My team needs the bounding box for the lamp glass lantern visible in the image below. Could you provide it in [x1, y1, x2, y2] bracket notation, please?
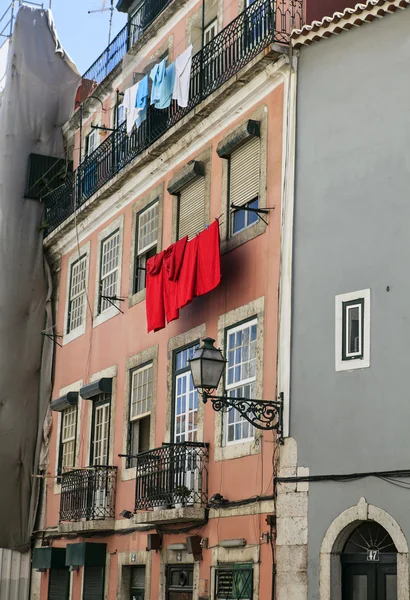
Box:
[189, 337, 226, 393]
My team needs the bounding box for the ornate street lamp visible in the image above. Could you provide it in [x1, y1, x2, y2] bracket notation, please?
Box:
[189, 338, 283, 436]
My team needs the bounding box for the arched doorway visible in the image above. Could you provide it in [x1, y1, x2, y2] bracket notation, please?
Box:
[342, 522, 397, 600]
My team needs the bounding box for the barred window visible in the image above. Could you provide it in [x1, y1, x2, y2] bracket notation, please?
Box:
[215, 564, 253, 600]
[67, 255, 87, 333]
[128, 364, 153, 467]
[60, 405, 77, 473]
[225, 319, 257, 444]
[134, 202, 159, 293]
[99, 230, 120, 313]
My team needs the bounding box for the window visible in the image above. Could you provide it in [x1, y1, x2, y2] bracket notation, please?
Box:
[335, 289, 370, 371]
[85, 128, 99, 157]
[178, 177, 205, 240]
[173, 345, 199, 443]
[229, 137, 260, 236]
[67, 255, 87, 333]
[115, 102, 126, 129]
[204, 19, 218, 44]
[128, 363, 153, 467]
[134, 202, 159, 293]
[98, 230, 120, 313]
[215, 564, 253, 600]
[342, 299, 364, 360]
[166, 565, 194, 600]
[225, 319, 257, 444]
[90, 393, 111, 466]
[130, 566, 145, 600]
[58, 405, 77, 474]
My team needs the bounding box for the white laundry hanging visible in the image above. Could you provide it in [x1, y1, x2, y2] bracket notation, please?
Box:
[172, 44, 193, 108]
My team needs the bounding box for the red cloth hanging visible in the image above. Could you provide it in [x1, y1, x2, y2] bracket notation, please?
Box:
[163, 236, 188, 323]
[177, 235, 199, 309]
[195, 219, 221, 297]
[146, 250, 166, 333]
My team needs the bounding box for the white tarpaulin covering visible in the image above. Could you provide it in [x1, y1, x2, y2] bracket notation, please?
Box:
[0, 5, 79, 551]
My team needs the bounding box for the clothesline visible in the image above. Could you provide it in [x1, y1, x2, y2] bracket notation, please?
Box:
[121, 44, 193, 136]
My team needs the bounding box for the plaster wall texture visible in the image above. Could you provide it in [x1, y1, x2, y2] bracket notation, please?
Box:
[292, 7, 410, 599]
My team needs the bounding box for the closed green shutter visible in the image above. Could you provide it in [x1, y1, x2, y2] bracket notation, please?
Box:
[230, 137, 260, 207]
[83, 566, 104, 600]
[216, 564, 253, 599]
[178, 177, 205, 240]
[48, 569, 70, 600]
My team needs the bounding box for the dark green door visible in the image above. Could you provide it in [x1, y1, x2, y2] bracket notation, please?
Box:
[48, 568, 70, 600]
[83, 566, 105, 600]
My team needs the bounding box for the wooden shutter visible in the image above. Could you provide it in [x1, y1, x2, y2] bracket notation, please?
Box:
[83, 566, 104, 600]
[230, 136, 260, 207]
[48, 569, 70, 600]
[179, 177, 205, 240]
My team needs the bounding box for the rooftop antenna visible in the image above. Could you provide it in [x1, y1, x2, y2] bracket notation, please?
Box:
[88, 0, 114, 46]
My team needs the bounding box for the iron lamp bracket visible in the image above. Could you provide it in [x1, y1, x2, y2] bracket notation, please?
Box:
[202, 390, 284, 439]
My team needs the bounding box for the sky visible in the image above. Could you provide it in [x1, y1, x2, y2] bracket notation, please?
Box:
[0, 0, 127, 77]
[50, 0, 127, 74]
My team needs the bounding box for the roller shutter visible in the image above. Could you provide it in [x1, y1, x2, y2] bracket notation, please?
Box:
[83, 566, 104, 600]
[230, 136, 260, 207]
[178, 177, 205, 240]
[48, 568, 70, 600]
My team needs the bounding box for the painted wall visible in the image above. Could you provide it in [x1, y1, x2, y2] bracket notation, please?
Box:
[292, 8, 410, 599]
[40, 82, 285, 599]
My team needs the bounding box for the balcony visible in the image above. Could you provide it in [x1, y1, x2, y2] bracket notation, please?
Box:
[44, 0, 302, 236]
[133, 442, 209, 524]
[80, 0, 172, 102]
[59, 466, 117, 530]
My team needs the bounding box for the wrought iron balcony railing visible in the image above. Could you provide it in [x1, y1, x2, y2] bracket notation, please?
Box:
[81, 0, 172, 102]
[44, 0, 302, 235]
[59, 466, 117, 522]
[134, 442, 209, 511]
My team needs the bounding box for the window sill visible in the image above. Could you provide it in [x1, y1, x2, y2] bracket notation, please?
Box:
[129, 288, 146, 309]
[58, 519, 116, 534]
[133, 506, 207, 525]
[214, 437, 261, 462]
[93, 305, 120, 328]
[221, 219, 266, 255]
[62, 324, 86, 346]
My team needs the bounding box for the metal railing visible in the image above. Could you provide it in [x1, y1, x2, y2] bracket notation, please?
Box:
[44, 0, 302, 235]
[59, 466, 117, 522]
[135, 442, 209, 511]
[80, 0, 172, 102]
[129, 0, 172, 49]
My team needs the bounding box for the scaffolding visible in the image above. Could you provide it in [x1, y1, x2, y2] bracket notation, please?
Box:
[0, 1, 46, 50]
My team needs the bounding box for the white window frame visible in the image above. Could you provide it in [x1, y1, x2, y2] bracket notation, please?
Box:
[335, 289, 370, 372]
[60, 405, 77, 473]
[135, 201, 159, 293]
[86, 127, 99, 157]
[204, 19, 218, 45]
[94, 216, 124, 328]
[63, 243, 90, 346]
[67, 255, 87, 334]
[92, 402, 110, 466]
[174, 345, 199, 444]
[224, 318, 257, 445]
[99, 229, 121, 314]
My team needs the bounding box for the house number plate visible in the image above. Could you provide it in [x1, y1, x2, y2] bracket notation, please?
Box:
[367, 549, 380, 562]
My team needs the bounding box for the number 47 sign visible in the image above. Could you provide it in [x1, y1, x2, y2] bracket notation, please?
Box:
[367, 549, 380, 562]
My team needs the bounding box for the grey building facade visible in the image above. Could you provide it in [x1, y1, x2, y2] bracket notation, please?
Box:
[279, 3, 410, 600]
